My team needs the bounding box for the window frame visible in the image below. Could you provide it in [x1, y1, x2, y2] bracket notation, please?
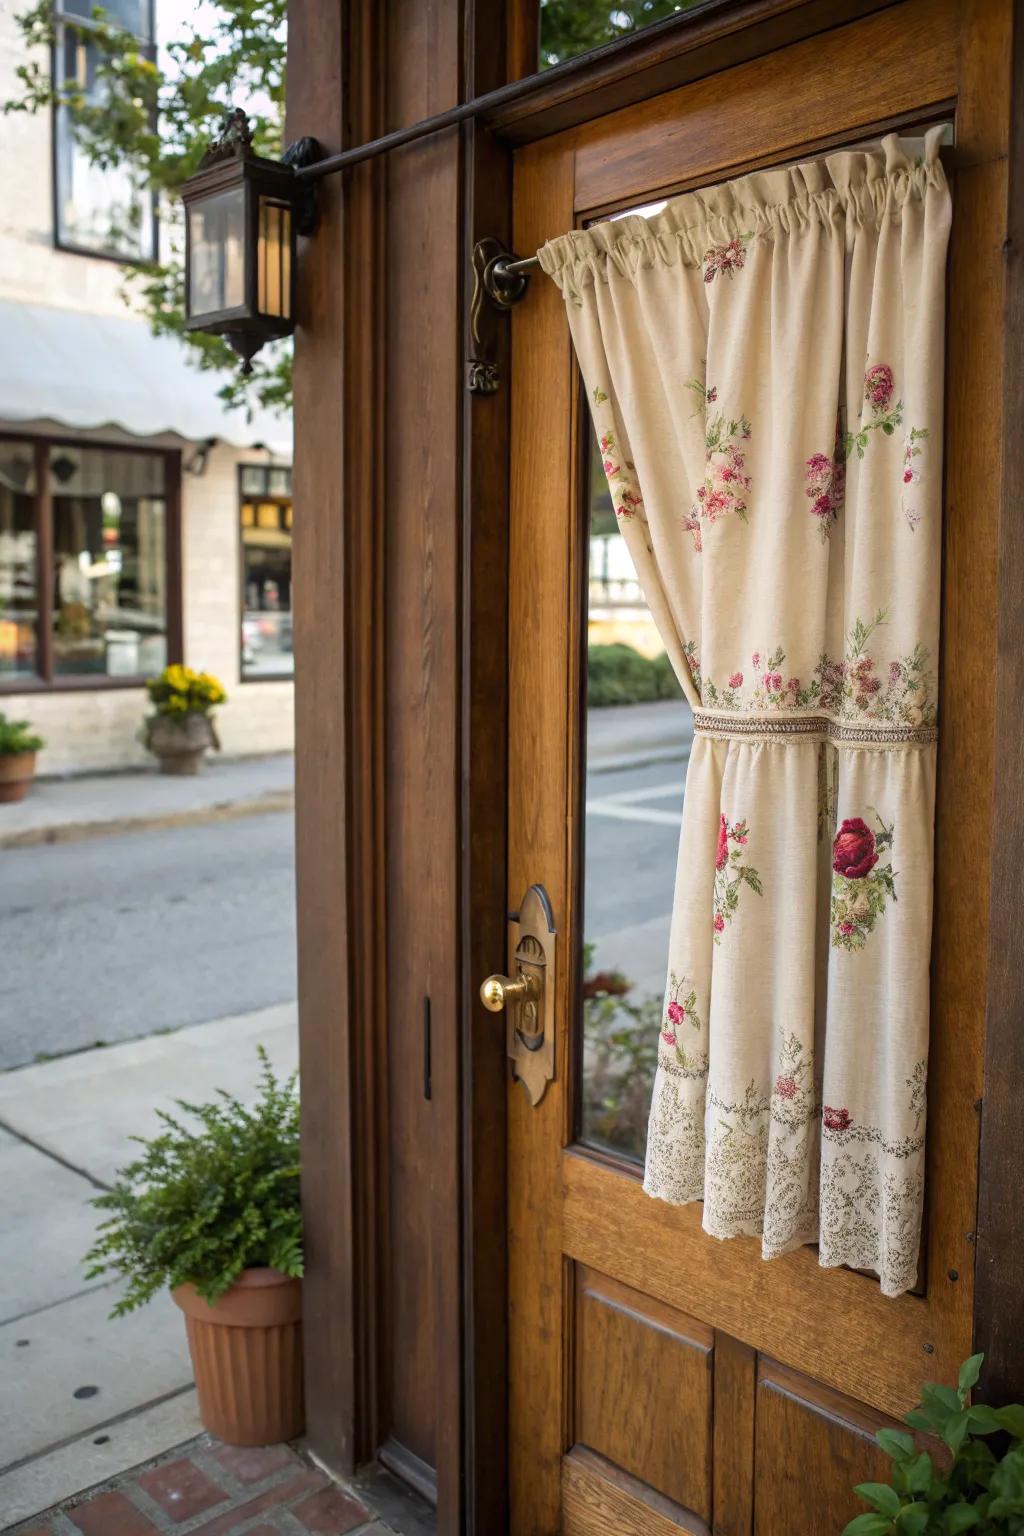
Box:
[0, 430, 183, 694]
[49, 0, 160, 265]
[237, 460, 294, 685]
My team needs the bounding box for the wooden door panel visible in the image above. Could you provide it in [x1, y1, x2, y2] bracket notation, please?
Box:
[573, 1265, 713, 1520]
[507, 3, 1010, 1532]
[752, 1360, 899, 1535]
[563, 1449, 709, 1536]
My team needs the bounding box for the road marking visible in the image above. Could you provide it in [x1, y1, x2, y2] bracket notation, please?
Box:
[586, 800, 681, 826]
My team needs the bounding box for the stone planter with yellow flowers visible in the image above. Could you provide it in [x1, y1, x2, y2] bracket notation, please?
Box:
[143, 666, 227, 776]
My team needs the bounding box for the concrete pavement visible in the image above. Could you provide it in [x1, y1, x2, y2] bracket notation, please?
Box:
[0, 1004, 298, 1529]
[0, 754, 294, 850]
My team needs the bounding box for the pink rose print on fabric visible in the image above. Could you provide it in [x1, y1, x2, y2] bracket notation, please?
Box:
[864, 363, 895, 411]
[832, 817, 879, 880]
[804, 420, 847, 542]
[831, 810, 897, 951]
[659, 974, 706, 1074]
[713, 816, 761, 942]
[702, 236, 750, 283]
[823, 1106, 853, 1132]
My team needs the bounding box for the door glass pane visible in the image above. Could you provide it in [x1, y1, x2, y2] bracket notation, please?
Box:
[51, 447, 168, 678]
[580, 425, 692, 1162]
[539, 0, 705, 69]
[0, 441, 38, 680]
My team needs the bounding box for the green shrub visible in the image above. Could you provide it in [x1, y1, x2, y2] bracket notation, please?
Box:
[84, 1048, 302, 1315]
[587, 643, 683, 707]
[0, 712, 43, 755]
[844, 1353, 1024, 1535]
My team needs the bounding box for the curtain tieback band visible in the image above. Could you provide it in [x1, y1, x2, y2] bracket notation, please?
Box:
[691, 710, 938, 747]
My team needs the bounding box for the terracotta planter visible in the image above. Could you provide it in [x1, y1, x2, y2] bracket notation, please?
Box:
[172, 1268, 303, 1445]
[0, 751, 37, 804]
[146, 713, 216, 776]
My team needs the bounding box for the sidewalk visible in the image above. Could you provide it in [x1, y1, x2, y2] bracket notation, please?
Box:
[0, 755, 294, 850]
[6, 1438, 435, 1536]
[0, 1005, 298, 1528]
[586, 698, 692, 773]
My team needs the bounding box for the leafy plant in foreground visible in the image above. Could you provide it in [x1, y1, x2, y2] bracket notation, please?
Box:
[84, 1047, 302, 1315]
[844, 1354, 1024, 1535]
[0, 712, 43, 755]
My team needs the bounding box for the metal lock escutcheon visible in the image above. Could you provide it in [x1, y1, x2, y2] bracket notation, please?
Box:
[479, 883, 556, 1106]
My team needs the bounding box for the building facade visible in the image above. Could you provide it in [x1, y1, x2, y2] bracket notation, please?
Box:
[0, 0, 294, 774]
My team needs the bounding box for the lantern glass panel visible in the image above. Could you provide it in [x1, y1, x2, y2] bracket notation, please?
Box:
[189, 185, 245, 318]
[257, 197, 292, 320]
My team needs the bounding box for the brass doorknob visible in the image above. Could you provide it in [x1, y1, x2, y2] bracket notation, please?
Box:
[480, 971, 537, 1012]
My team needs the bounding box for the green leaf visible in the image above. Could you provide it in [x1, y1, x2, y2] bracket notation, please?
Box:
[942, 1413, 971, 1454]
[943, 1505, 981, 1535]
[959, 1355, 985, 1395]
[966, 1403, 1002, 1435]
[904, 1453, 934, 1495]
[895, 1505, 929, 1536]
[878, 1429, 916, 1461]
[923, 1383, 965, 1418]
[855, 1484, 902, 1517]
[997, 1405, 1024, 1441]
[843, 1516, 895, 1536]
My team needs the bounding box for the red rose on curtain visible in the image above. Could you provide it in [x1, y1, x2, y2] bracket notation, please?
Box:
[832, 818, 878, 879]
[715, 813, 729, 871]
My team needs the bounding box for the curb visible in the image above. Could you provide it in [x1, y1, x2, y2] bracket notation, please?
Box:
[587, 746, 690, 775]
[0, 789, 294, 851]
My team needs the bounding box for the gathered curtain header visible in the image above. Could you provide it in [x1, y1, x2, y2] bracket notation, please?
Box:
[539, 127, 947, 301]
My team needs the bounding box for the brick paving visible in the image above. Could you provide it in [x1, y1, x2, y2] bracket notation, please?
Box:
[5, 1438, 409, 1536]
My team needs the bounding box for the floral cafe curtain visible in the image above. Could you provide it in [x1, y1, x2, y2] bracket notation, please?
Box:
[538, 129, 950, 1297]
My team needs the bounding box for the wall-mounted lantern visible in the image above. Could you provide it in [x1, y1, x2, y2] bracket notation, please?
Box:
[181, 109, 319, 374]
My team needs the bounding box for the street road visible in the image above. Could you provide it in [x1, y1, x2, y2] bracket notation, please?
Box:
[584, 755, 686, 1004]
[0, 812, 297, 1070]
[0, 727, 688, 1071]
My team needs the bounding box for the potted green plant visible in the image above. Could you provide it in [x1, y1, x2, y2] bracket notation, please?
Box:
[144, 664, 227, 775]
[84, 1049, 304, 1446]
[844, 1353, 1024, 1534]
[0, 712, 44, 803]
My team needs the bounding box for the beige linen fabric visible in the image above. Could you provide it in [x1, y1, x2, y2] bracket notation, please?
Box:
[538, 130, 950, 1297]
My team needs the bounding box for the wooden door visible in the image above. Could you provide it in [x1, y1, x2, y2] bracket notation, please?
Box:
[504, 2, 1011, 1531]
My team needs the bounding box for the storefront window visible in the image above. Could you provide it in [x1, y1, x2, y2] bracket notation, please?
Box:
[0, 436, 179, 690]
[240, 464, 293, 680]
[0, 441, 38, 681]
[51, 447, 168, 678]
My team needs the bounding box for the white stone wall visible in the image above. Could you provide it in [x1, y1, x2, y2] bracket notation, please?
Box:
[0, 0, 135, 317]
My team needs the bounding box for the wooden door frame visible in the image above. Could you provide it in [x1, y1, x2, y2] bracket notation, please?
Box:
[287, 0, 1024, 1528]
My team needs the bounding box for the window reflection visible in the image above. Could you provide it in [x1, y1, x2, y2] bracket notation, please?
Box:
[240, 464, 293, 680]
[579, 426, 692, 1162]
[51, 447, 168, 677]
[540, 0, 702, 69]
[0, 442, 38, 680]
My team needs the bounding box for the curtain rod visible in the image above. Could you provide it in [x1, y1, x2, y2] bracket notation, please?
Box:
[293, 0, 729, 182]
